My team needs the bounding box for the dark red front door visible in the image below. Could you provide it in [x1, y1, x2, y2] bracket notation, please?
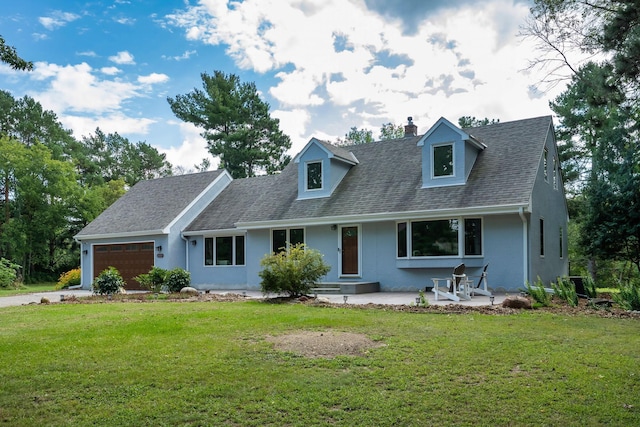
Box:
[341, 226, 359, 275]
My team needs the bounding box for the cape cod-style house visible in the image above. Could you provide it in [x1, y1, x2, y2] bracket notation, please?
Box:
[75, 116, 569, 293]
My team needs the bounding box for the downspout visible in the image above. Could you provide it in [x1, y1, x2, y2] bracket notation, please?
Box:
[181, 234, 190, 273]
[518, 207, 529, 286]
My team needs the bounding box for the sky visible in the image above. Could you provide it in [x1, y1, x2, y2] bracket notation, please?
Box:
[0, 0, 568, 172]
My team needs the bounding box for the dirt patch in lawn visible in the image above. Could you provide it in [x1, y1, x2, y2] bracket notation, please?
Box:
[266, 331, 385, 358]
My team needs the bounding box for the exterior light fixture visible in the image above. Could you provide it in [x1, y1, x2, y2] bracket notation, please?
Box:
[490, 296, 495, 305]
[82, 250, 88, 255]
[416, 297, 421, 305]
[343, 295, 348, 303]
[156, 245, 162, 252]
[191, 240, 197, 246]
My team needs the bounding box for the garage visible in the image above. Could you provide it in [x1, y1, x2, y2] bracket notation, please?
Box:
[93, 242, 154, 290]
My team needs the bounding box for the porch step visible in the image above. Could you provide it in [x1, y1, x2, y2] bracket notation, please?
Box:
[311, 282, 380, 295]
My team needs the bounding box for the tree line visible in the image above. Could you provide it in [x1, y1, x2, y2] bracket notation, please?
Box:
[523, 0, 640, 283]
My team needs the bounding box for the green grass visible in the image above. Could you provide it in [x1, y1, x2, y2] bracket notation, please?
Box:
[0, 301, 639, 426]
[0, 283, 55, 297]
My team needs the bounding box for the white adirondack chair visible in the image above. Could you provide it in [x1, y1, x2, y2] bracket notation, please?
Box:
[432, 263, 471, 302]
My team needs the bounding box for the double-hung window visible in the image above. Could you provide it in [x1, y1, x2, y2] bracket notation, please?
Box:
[433, 144, 454, 177]
[306, 161, 322, 190]
[204, 236, 245, 266]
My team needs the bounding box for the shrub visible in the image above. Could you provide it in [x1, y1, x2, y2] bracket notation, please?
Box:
[525, 277, 551, 307]
[165, 268, 191, 293]
[614, 280, 640, 311]
[56, 268, 81, 290]
[553, 276, 579, 307]
[259, 243, 331, 297]
[92, 267, 125, 295]
[135, 267, 167, 293]
[582, 275, 598, 298]
[0, 258, 20, 289]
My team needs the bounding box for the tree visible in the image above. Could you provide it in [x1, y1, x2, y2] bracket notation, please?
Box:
[167, 71, 291, 179]
[0, 35, 33, 71]
[458, 116, 500, 128]
[0, 138, 82, 281]
[379, 122, 404, 140]
[80, 128, 172, 187]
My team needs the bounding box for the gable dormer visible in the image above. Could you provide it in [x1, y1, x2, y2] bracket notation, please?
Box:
[293, 138, 359, 200]
[417, 117, 486, 188]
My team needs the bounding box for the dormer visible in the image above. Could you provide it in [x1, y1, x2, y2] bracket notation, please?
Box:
[293, 138, 359, 200]
[417, 117, 486, 188]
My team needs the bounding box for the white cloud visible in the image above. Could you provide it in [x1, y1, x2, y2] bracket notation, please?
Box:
[162, 50, 197, 61]
[165, 0, 560, 139]
[38, 11, 81, 30]
[138, 73, 170, 85]
[62, 113, 156, 139]
[100, 66, 121, 75]
[159, 121, 215, 171]
[29, 62, 139, 113]
[109, 51, 135, 65]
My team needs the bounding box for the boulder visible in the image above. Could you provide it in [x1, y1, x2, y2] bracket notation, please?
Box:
[40, 297, 50, 304]
[180, 286, 199, 295]
[502, 295, 532, 309]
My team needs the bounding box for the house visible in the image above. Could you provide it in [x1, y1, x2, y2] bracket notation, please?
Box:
[75, 115, 569, 292]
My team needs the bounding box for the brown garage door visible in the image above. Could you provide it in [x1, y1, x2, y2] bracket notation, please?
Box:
[93, 243, 154, 290]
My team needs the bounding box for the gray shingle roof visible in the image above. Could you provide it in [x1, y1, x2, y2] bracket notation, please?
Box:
[75, 170, 224, 238]
[186, 115, 552, 231]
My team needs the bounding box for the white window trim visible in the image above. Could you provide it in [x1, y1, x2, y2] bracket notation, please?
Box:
[431, 142, 455, 179]
[396, 217, 484, 259]
[270, 227, 306, 253]
[204, 235, 245, 267]
[305, 160, 323, 191]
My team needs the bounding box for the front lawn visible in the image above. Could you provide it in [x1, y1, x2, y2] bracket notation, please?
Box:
[0, 300, 638, 426]
[0, 283, 55, 297]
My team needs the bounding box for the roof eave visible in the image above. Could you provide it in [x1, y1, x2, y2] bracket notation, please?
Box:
[234, 203, 532, 230]
[74, 229, 167, 241]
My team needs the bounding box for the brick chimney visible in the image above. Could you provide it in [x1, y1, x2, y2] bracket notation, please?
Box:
[404, 116, 417, 137]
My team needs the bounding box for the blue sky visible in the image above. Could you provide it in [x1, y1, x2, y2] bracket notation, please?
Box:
[1, 0, 568, 171]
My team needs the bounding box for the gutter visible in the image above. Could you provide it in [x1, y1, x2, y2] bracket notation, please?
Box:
[518, 207, 529, 286]
[181, 234, 190, 273]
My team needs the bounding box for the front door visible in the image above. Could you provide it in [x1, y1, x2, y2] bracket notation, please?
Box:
[341, 226, 359, 276]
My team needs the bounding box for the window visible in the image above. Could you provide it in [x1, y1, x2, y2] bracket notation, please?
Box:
[397, 222, 407, 257]
[306, 161, 322, 190]
[464, 218, 482, 256]
[433, 144, 454, 177]
[397, 218, 483, 258]
[272, 228, 305, 253]
[559, 227, 563, 259]
[540, 218, 545, 257]
[411, 219, 459, 256]
[543, 148, 548, 182]
[204, 236, 245, 266]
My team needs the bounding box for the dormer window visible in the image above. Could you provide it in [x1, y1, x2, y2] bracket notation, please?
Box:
[433, 143, 454, 177]
[306, 161, 322, 190]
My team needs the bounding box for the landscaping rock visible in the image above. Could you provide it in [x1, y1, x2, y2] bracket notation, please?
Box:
[180, 286, 199, 295]
[502, 295, 532, 309]
[40, 297, 50, 304]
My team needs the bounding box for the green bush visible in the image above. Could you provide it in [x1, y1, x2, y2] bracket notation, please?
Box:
[165, 268, 191, 293]
[0, 258, 20, 289]
[553, 276, 579, 307]
[525, 277, 552, 307]
[135, 266, 167, 293]
[614, 280, 640, 311]
[259, 243, 331, 297]
[55, 268, 81, 290]
[92, 267, 125, 295]
[582, 275, 598, 298]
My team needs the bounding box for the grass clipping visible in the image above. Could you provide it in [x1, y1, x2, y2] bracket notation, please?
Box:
[267, 331, 385, 359]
